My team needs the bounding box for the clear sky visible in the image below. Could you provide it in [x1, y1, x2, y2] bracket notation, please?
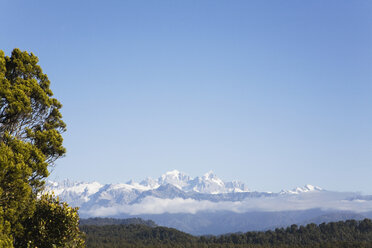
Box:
[1, 0, 371, 193]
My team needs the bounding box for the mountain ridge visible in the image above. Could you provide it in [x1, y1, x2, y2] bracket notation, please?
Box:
[47, 170, 321, 199]
[46, 170, 372, 235]
[47, 170, 323, 210]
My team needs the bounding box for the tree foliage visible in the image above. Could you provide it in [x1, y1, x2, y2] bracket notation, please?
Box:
[0, 48, 66, 186]
[81, 218, 372, 248]
[16, 194, 85, 248]
[0, 48, 84, 247]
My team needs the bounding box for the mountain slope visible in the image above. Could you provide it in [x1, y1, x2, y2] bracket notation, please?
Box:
[47, 170, 372, 234]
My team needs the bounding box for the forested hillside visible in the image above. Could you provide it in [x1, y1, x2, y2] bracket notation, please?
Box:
[81, 218, 372, 248]
[80, 217, 157, 227]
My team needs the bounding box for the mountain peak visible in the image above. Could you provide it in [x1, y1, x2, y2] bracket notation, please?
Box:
[280, 184, 323, 194]
[140, 177, 159, 188]
[158, 170, 190, 189]
[203, 170, 217, 179]
[303, 184, 322, 191]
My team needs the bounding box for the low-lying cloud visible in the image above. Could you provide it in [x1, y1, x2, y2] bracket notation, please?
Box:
[82, 191, 372, 217]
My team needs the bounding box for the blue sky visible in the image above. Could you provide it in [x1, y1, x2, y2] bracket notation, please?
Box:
[1, 0, 371, 193]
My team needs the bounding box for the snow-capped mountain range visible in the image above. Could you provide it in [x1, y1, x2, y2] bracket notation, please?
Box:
[47, 170, 251, 207]
[48, 170, 322, 199]
[47, 170, 326, 215]
[47, 170, 372, 234]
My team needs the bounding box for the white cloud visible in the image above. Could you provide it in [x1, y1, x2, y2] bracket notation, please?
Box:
[82, 191, 372, 217]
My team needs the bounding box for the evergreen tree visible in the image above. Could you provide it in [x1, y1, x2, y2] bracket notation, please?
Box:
[16, 194, 85, 248]
[0, 48, 84, 247]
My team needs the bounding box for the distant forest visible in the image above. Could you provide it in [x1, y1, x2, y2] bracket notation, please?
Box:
[81, 218, 372, 248]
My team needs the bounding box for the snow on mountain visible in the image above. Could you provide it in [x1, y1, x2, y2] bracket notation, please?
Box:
[47, 180, 103, 206]
[46, 171, 329, 217]
[45, 175, 372, 235]
[158, 170, 191, 189]
[152, 170, 250, 194]
[140, 177, 159, 188]
[83, 183, 144, 207]
[280, 184, 323, 195]
[225, 181, 249, 193]
[46, 170, 252, 206]
[186, 171, 229, 194]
